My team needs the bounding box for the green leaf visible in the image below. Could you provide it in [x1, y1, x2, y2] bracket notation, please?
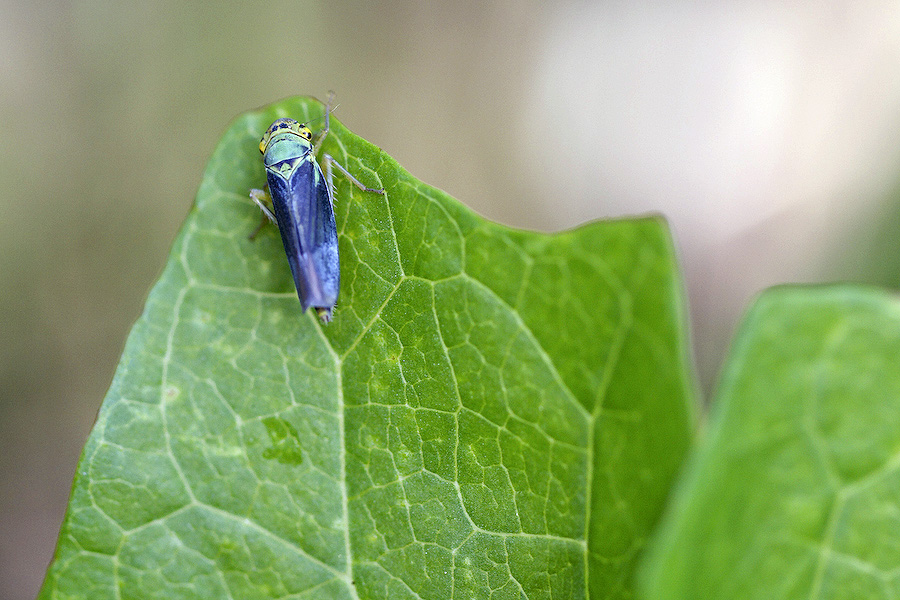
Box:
[639, 286, 900, 599]
[39, 96, 694, 599]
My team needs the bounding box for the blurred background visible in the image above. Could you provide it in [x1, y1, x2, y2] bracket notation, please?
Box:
[4, 1, 900, 598]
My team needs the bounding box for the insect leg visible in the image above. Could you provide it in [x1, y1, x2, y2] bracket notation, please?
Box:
[249, 188, 277, 223]
[311, 91, 336, 156]
[323, 154, 385, 196]
[312, 92, 385, 198]
[249, 188, 277, 240]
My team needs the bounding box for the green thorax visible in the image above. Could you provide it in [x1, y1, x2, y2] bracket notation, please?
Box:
[263, 132, 314, 178]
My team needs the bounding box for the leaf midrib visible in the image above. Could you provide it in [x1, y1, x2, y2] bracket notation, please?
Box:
[313, 233, 599, 598]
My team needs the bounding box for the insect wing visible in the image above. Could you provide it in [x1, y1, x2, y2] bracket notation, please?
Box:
[266, 157, 340, 313]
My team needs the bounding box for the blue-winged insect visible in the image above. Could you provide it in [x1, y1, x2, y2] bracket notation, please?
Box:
[250, 97, 384, 323]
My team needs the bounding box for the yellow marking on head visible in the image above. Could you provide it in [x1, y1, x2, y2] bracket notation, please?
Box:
[259, 118, 313, 154]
